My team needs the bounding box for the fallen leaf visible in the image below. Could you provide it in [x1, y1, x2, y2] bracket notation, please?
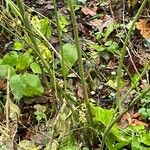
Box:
[0, 79, 7, 90]
[132, 119, 148, 127]
[81, 5, 97, 16]
[90, 15, 114, 32]
[119, 112, 148, 128]
[136, 19, 150, 39]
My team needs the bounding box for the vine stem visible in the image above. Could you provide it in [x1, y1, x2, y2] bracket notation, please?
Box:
[68, 0, 94, 148]
[68, 0, 93, 127]
[116, 0, 148, 111]
[100, 0, 148, 149]
[53, 0, 67, 91]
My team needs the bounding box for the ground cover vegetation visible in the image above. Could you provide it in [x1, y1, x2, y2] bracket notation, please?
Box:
[0, 0, 150, 149]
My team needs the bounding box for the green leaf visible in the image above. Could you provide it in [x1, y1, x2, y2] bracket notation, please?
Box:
[22, 73, 44, 97]
[58, 13, 69, 32]
[90, 44, 105, 52]
[140, 131, 150, 146]
[103, 24, 115, 40]
[30, 62, 42, 74]
[131, 74, 139, 86]
[16, 52, 33, 70]
[3, 51, 19, 66]
[10, 75, 26, 100]
[91, 104, 128, 149]
[39, 43, 52, 60]
[105, 41, 119, 54]
[10, 74, 44, 100]
[13, 41, 24, 51]
[0, 65, 15, 78]
[40, 18, 51, 39]
[62, 43, 78, 76]
[139, 108, 148, 119]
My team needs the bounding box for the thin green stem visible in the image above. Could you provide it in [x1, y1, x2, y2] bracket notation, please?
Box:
[116, 0, 148, 111]
[68, 0, 93, 126]
[100, 0, 148, 149]
[53, 0, 67, 91]
[121, 60, 150, 104]
[68, 0, 94, 148]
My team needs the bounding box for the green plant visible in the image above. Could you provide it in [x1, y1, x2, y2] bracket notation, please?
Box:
[139, 92, 150, 120]
[1, 0, 150, 149]
[34, 104, 47, 122]
[91, 104, 129, 150]
[123, 125, 150, 149]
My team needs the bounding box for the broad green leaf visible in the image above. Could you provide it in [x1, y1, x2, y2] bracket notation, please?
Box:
[105, 133, 128, 150]
[103, 24, 115, 40]
[0, 65, 15, 78]
[62, 43, 78, 75]
[13, 41, 24, 50]
[22, 73, 44, 97]
[91, 104, 128, 145]
[40, 18, 51, 39]
[131, 137, 147, 150]
[3, 51, 19, 66]
[140, 131, 150, 146]
[30, 62, 42, 74]
[10, 75, 26, 100]
[10, 74, 43, 100]
[16, 52, 33, 70]
[0, 59, 3, 65]
[23, 73, 41, 87]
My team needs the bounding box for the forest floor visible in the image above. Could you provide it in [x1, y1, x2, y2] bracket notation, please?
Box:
[0, 0, 150, 150]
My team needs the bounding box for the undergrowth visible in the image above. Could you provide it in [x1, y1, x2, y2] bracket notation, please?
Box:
[0, 0, 150, 150]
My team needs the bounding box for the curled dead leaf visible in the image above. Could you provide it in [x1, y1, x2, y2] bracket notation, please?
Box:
[136, 19, 150, 39]
[119, 112, 148, 128]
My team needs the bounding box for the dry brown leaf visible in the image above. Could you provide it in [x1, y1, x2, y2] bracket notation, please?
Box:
[136, 19, 150, 39]
[119, 112, 148, 128]
[81, 5, 97, 16]
[90, 15, 114, 32]
[119, 112, 130, 128]
[0, 79, 7, 90]
[132, 119, 148, 127]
